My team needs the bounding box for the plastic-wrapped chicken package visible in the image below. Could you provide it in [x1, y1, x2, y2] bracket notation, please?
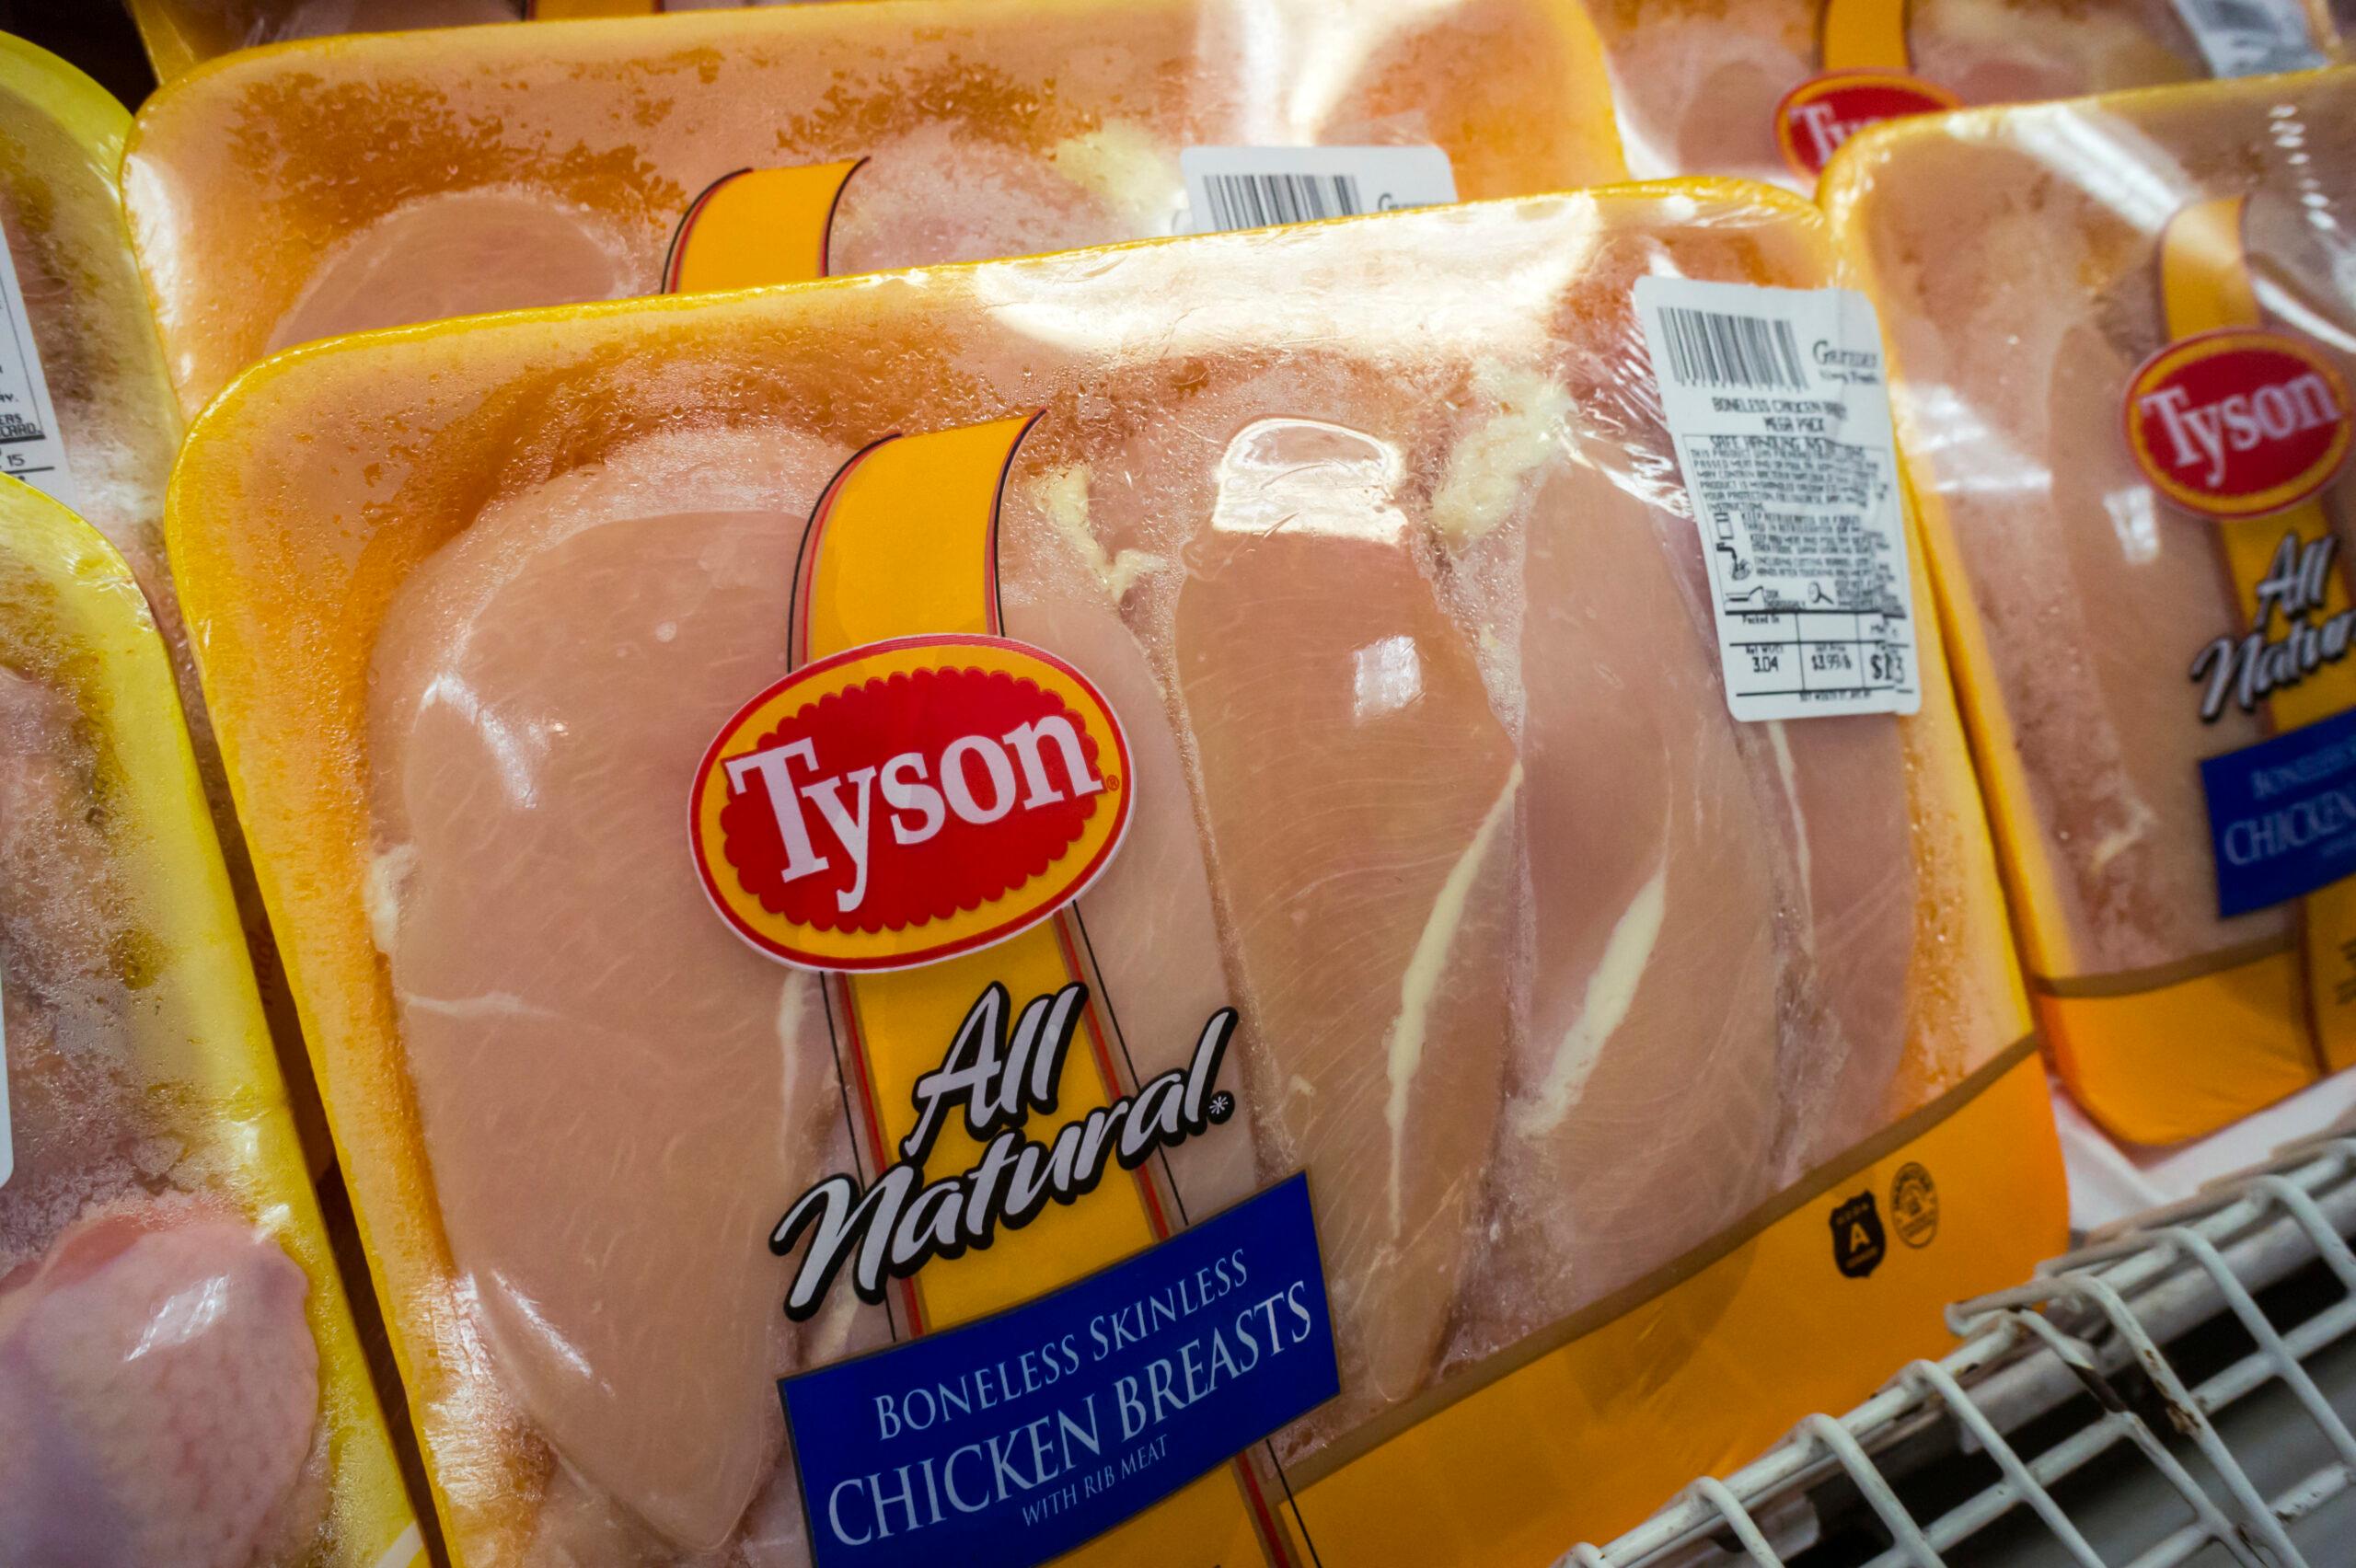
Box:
[1591, 0, 2342, 190]
[123, 0, 1625, 419]
[126, 0, 828, 78]
[1823, 68, 2356, 1147]
[0, 31, 325, 1150]
[0, 481, 422, 1568]
[127, 0, 524, 81]
[171, 179, 2062, 1567]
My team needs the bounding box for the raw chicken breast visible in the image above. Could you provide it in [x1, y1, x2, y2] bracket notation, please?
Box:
[373, 416, 1296, 1551]
[1767, 709, 1917, 1161]
[1911, 0, 2201, 104]
[999, 474, 1263, 1223]
[0, 1206, 324, 1568]
[369, 428, 853, 1552]
[127, 0, 1626, 415]
[268, 190, 640, 355]
[169, 190, 2040, 1567]
[1618, 444, 1915, 1161]
[0, 470, 410, 1565]
[265, 126, 1145, 352]
[1468, 452, 1786, 1348]
[1853, 137, 2288, 974]
[0, 668, 144, 1270]
[1594, 0, 2203, 187]
[1172, 416, 1517, 1445]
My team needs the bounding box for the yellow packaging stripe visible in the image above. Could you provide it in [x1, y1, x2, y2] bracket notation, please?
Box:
[664, 161, 867, 294]
[0, 483, 419, 1567]
[783, 393, 1288, 1563]
[1820, 0, 1913, 72]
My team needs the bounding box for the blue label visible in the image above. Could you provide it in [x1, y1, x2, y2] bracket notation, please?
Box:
[780, 1173, 1337, 1568]
[2200, 706, 2356, 917]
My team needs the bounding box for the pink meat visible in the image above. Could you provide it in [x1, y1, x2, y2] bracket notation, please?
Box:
[1864, 147, 2289, 974]
[0, 1207, 322, 1568]
[372, 424, 1238, 1555]
[265, 130, 1135, 355]
[1169, 415, 1516, 1451]
[268, 190, 640, 354]
[1461, 451, 1786, 1352]
[1594, 0, 2200, 189]
[369, 428, 849, 1553]
[998, 487, 1264, 1222]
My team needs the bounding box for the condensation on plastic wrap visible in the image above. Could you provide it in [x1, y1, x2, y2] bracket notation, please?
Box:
[1823, 68, 2356, 1144]
[0, 33, 331, 1165]
[120, 0, 1627, 419]
[1593, 0, 2336, 190]
[0, 484, 419, 1568]
[127, 0, 525, 79]
[167, 183, 2057, 1568]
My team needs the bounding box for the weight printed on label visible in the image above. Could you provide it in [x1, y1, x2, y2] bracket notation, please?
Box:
[0, 225, 75, 511]
[2168, 0, 2327, 77]
[1635, 278, 1921, 722]
[1180, 146, 1456, 236]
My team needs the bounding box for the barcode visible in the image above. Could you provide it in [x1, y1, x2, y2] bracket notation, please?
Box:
[1654, 306, 1808, 393]
[2172, 0, 2323, 70]
[2183, 0, 2303, 38]
[1199, 172, 1362, 233]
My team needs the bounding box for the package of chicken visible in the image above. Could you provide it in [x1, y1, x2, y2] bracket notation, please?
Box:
[0, 479, 422, 1568]
[1821, 67, 2356, 1147]
[0, 29, 330, 1156]
[128, 0, 523, 79]
[169, 174, 2062, 1567]
[121, 0, 1625, 422]
[1593, 0, 2343, 191]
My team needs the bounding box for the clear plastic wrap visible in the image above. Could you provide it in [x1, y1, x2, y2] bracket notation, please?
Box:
[170, 183, 2062, 1567]
[0, 31, 324, 1156]
[122, 0, 1626, 419]
[1593, 0, 2343, 190]
[127, 0, 526, 81]
[1825, 66, 2356, 1144]
[0, 481, 421, 1568]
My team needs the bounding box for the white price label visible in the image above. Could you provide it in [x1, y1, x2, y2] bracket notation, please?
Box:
[1180, 146, 1456, 236]
[0, 224, 75, 512]
[2171, 0, 2327, 76]
[1635, 278, 1921, 723]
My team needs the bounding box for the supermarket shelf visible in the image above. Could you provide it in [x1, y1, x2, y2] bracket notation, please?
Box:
[1565, 1131, 2356, 1566]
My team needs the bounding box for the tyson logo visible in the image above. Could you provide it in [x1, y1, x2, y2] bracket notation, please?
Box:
[691, 634, 1132, 971]
[2127, 328, 2352, 519]
[1773, 72, 1958, 180]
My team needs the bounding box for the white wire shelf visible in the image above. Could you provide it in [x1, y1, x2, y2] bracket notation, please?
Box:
[1562, 1130, 2356, 1567]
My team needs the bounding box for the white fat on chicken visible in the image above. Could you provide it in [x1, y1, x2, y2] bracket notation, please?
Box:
[1173, 411, 1514, 1457]
[1456, 441, 1787, 1361]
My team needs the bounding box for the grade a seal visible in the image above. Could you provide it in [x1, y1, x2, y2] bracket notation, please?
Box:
[691, 634, 1133, 971]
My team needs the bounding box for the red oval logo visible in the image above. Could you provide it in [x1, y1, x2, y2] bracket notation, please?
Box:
[2124, 328, 2352, 519]
[1774, 71, 1959, 180]
[690, 634, 1132, 971]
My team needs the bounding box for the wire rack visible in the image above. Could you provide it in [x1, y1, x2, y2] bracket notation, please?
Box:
[1562, 1130, 2356, 1567]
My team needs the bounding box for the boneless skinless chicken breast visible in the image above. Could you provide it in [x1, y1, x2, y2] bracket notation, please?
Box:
[1593, 0, 2207, 188]
[359, 294, 1922, 1555]
[0, 668, 327, 1567]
